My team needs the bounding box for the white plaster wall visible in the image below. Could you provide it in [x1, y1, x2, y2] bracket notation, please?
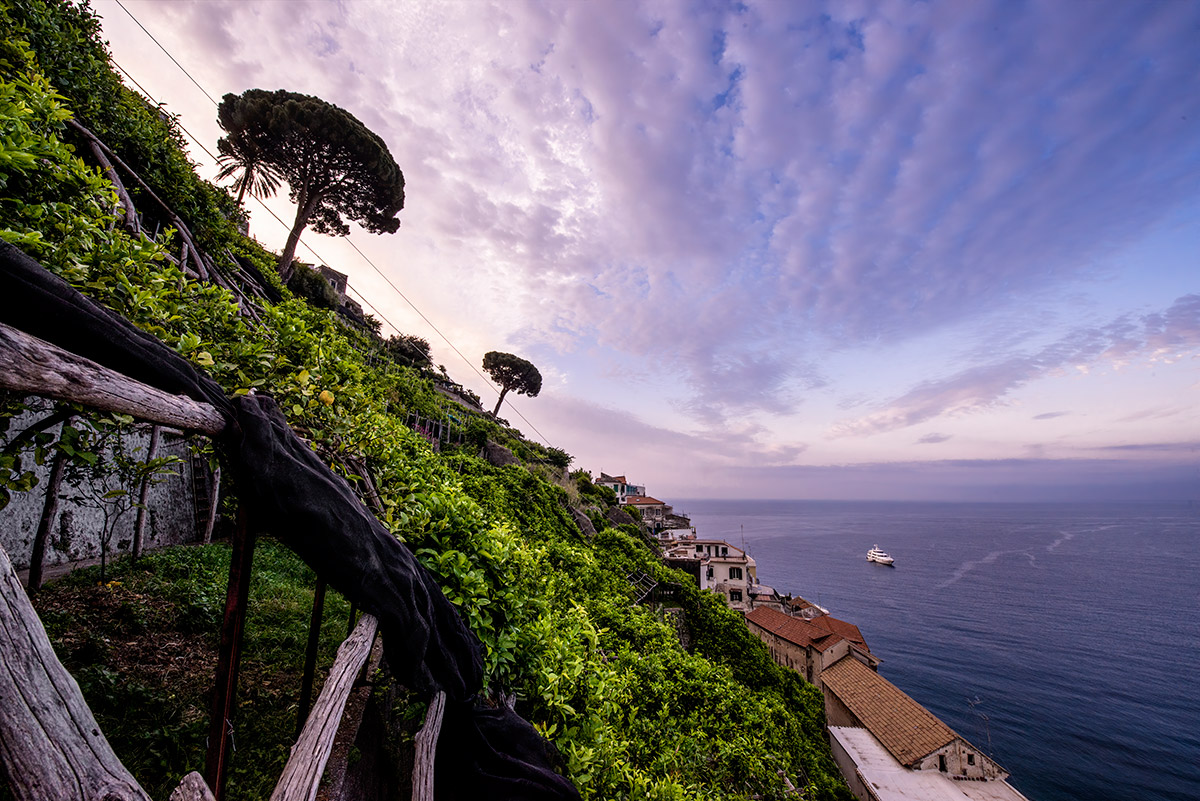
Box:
[0, 414, 200, 571]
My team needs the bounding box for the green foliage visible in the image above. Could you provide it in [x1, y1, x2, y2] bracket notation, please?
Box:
[217, 88, 405, 276]
[385, 332, 432, 369]
[0, 9, 851, 799]
[482, 350, 543, 416]
[286, 262, 340, 309]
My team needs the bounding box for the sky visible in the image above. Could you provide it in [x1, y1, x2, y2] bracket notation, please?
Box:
[92, 0, 1199, 502]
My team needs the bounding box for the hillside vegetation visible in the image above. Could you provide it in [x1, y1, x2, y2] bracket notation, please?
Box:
[0, 2, 850, 799]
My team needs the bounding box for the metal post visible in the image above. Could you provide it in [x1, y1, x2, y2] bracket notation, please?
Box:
[295, 577, 327, 737]
[204, 506, 256, 801]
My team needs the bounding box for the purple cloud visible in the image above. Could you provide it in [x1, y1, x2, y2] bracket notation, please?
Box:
[833, 295, 1200, 436]
[97, 0, 1200, 429]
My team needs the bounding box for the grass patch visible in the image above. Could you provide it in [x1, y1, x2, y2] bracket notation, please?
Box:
[29, 539, 352, 801]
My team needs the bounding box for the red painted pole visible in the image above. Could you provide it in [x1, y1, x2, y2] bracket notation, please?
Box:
[204, 506, 256, 801]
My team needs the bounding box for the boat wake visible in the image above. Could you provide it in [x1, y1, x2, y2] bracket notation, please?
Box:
[937, 548, 1037, 589]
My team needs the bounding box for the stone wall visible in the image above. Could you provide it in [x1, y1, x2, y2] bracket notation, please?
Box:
[0, 412, 200, 571]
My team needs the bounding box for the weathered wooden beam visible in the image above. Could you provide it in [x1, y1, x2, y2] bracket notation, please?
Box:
[0, 543, 152, 801]
[269, 613, 379, 801]
[410, 691, 447, 801]
[0, 322, 226, 436]
[169, 772, 216, 801]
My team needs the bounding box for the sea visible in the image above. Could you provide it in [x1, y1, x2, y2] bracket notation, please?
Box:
[676, 500, 1200, 801]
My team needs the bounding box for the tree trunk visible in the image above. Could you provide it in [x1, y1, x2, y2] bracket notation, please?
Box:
[277, 190, 321, 283]
[491, 385, 509, 417]
[131, 425, 161, 563]
[27, 440, 69, 592]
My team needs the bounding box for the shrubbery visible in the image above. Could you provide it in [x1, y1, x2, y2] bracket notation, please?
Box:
[0, 2, 851, 797]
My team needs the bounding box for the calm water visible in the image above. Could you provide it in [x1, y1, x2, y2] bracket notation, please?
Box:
[676, 500, 1200, 801]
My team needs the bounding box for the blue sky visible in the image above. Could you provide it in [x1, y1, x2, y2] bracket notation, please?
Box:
[96, 0, 1199, 501]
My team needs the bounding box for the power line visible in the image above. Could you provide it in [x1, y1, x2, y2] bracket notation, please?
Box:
[104, 5, 553, 446]
[112, 0, 218, 106]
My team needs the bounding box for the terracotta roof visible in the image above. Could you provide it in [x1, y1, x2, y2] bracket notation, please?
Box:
[745, 606, 841, 651]
[624, 495, 665, 505]
[745, 606, 870, 653]
[809, 614, 868, 648]
[821, 656, 958, 767]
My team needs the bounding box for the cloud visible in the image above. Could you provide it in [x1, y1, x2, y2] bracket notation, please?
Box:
[1033, 411, 1070, 420]
[105, 0, 1200, 424]
[674, 457, 1200, 502]
[531, 393, 808, 492]
[917, 433, 952, 444]
[99, 0, 1200, 425]
[832, 295, 1200, 437]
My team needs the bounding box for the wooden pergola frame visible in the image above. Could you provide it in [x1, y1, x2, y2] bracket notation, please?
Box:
[0, 321, 444, 801]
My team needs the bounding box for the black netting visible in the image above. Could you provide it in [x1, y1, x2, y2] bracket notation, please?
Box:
[0, 240, 580, 801]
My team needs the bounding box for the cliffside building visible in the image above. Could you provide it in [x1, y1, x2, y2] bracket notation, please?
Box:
[822, 657, 1029, 801]
[595, 473, 645, 502]
[662, 536, 757, 612]
[745, 606, 879, 687]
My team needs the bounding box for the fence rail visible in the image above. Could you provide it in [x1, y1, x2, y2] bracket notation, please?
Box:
[0, 320, 443, 801]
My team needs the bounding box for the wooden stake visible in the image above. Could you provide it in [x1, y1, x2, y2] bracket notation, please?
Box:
[295, 577, 327, 738]
[411, 691, 447, 801]
[202, 465, 221, 544]
[269, 614, 378, 801]
[204, 507, 256, 801]
[26, 427, 70, 592]
[130, 424, 161, 563]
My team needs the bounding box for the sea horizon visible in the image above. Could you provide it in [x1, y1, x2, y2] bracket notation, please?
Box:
[677, 498, 1199, 801]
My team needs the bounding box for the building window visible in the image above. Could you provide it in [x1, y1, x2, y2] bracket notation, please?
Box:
[967, 754, 975, 766]
[938, 755, 947, 772]
[730, 590, 743, 602]
[729, 567, 743, 580]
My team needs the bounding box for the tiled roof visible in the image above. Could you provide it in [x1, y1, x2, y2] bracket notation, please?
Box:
[821, 656, 958, 767]
[745, 606, 869, 653]
[745, 606, 839, 651]
[624, 495, 665, 505]
[809, 614, 868, 647]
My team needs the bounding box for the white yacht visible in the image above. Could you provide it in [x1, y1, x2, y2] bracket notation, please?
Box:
[866, 545, 894, 566]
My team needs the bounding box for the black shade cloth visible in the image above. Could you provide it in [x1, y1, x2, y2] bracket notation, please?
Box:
[230, 392, 482, 698]
[0, 240, 235, 419]
[0, 240, 581, 800]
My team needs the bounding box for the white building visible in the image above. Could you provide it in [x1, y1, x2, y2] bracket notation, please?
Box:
[663, 536, 757, 612]
[595, 473, 645, 502]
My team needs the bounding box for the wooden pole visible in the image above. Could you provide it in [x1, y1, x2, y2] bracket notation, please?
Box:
[204, 507, 256, 801]
[0, 322, 226, 436]
[0, 544, 152, 801]
[26, 433, 70, 592]
[295, 577, 327, 738]
[269, 614, 378, 801]
[202, 466, 221, 544]
[130, 424, 161, 563]
[410, 691, 447, 801]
